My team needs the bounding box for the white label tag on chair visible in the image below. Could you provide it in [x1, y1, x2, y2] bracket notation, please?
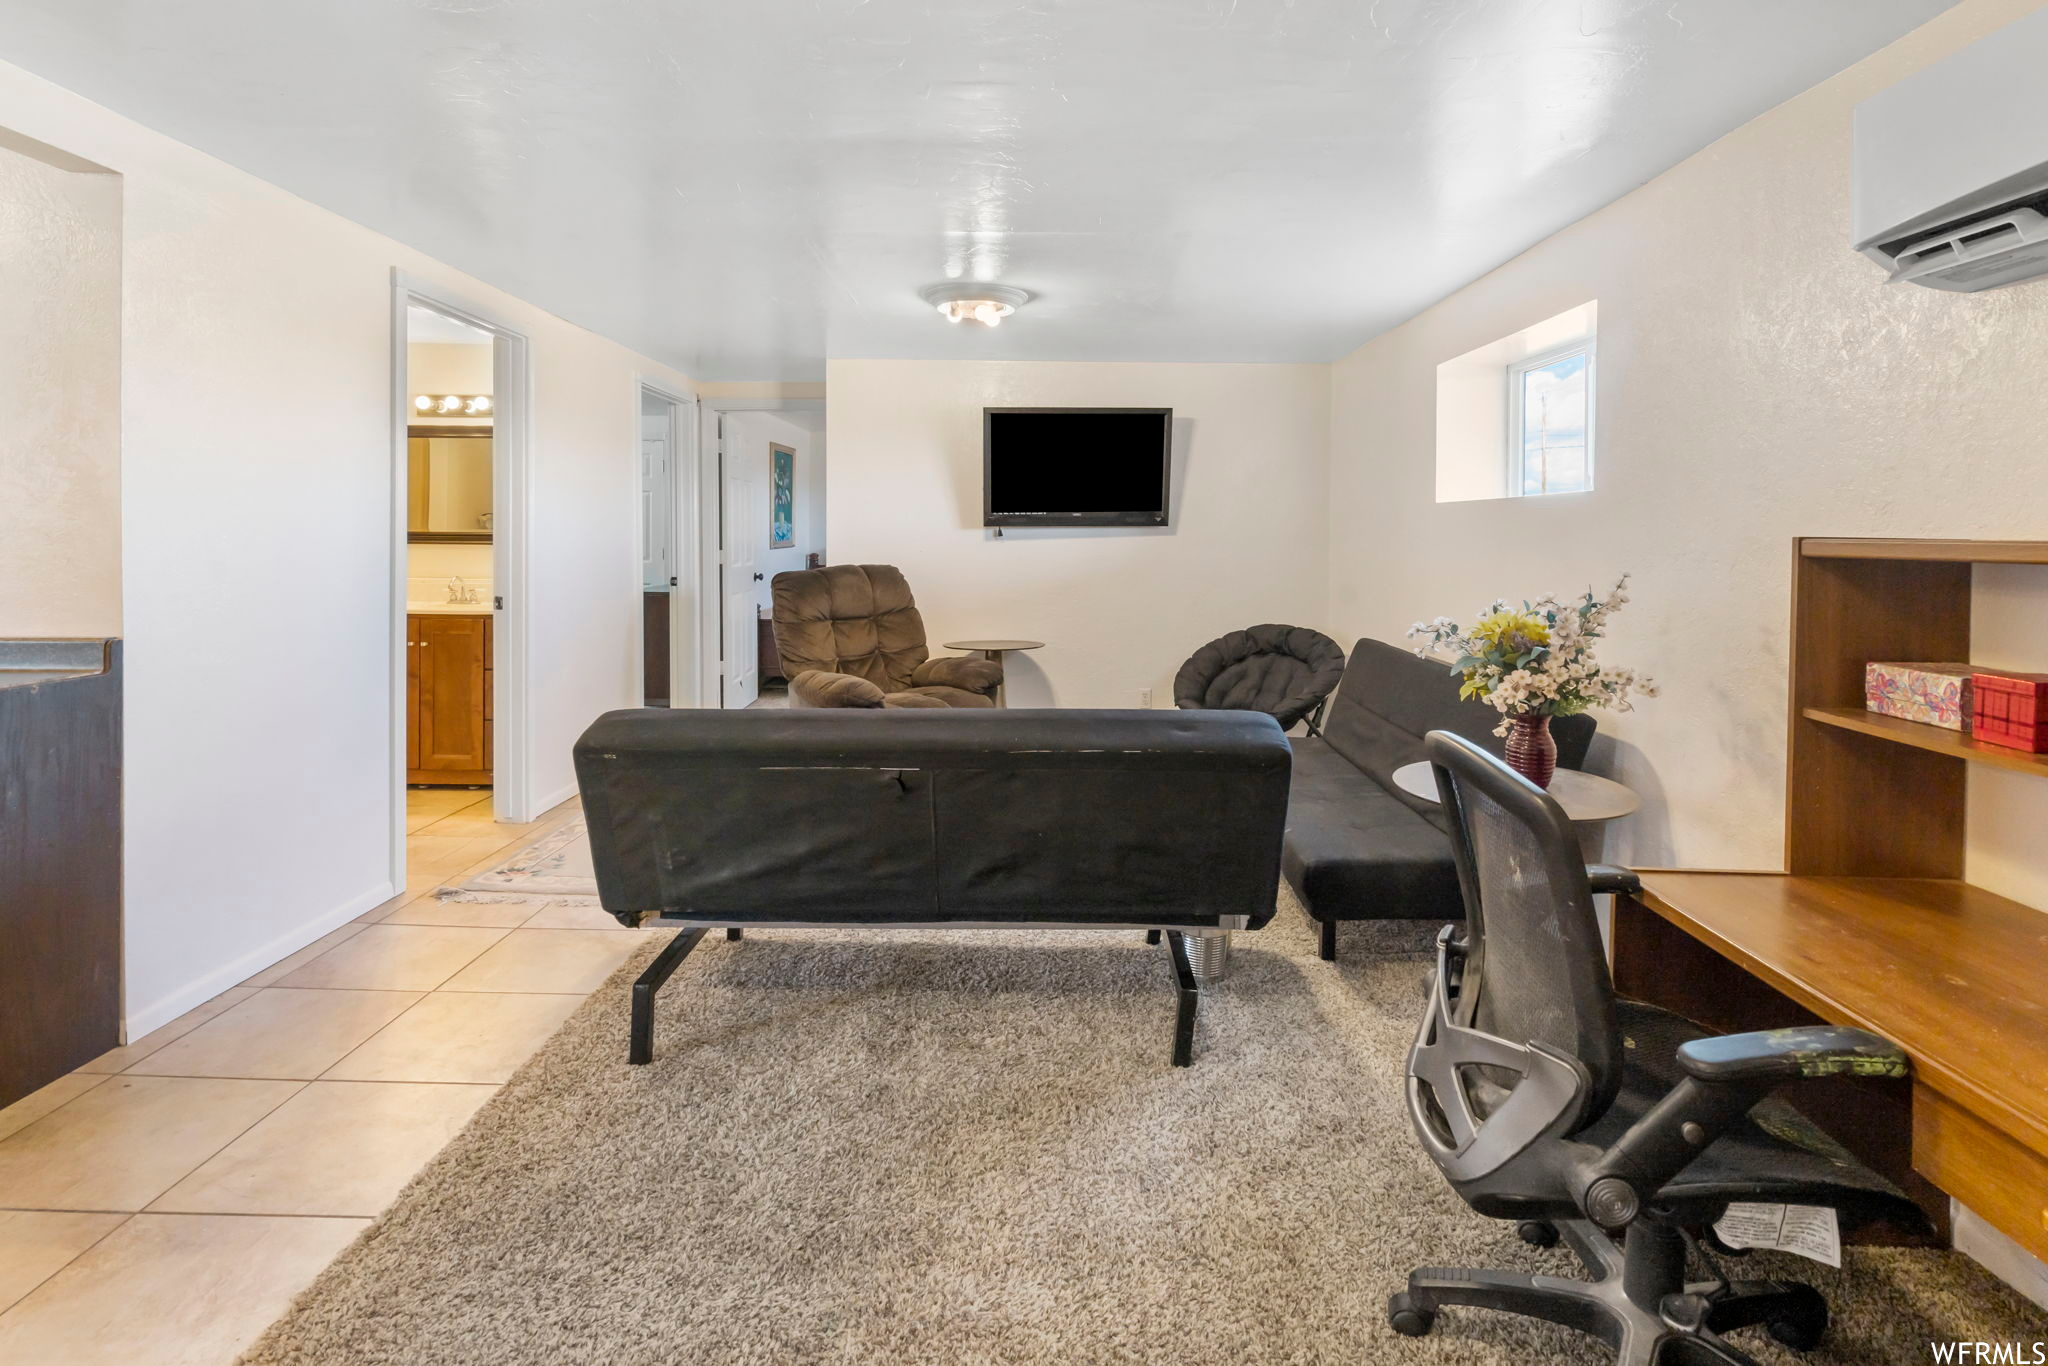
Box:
[1713, 1202, 1842, 1268]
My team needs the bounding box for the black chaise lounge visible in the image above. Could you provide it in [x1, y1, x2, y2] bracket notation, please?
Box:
[1393, 731, 1924, 1364]
[1282, 638, 1594, 961]
[574, 707, 1291, 1067]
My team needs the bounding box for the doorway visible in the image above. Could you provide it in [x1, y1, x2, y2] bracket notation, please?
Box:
[697, 399, 826, 709]
[638, 384, 694, 707]
[389, 279, 534, 894]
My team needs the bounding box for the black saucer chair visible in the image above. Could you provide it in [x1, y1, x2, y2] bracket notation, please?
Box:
[1392, 730, 1926, 1365]
[1173, 624, 1345, 736]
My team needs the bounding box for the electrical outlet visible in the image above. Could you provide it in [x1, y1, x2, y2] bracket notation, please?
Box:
[1137, 688, 1153, 708]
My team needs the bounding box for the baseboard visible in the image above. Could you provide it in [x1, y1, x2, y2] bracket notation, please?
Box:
[1954, 1200, 2048, 1311]
[122, 880, 397, 1040]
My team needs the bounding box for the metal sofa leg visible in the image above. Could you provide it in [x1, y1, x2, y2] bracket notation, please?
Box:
[1319, 918, 1337, 962]
[725, 927, 743, 942]
[1145, 928, 1161, 945]
[1182, 929, 1231, 985]
[629, 928, 707, 1065]
[1165, 931, 1199, 1067]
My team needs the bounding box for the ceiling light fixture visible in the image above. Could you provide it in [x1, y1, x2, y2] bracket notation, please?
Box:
[919, 282, 1030, 328]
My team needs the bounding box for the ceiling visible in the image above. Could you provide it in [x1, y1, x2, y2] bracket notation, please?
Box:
[0, 0, 1953, 380]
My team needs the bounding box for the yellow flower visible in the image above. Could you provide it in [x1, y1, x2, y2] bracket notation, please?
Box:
[1470, 609, 1550, 656]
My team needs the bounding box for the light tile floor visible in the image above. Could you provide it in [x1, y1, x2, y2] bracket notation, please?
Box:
[0, 789, 640, 1365]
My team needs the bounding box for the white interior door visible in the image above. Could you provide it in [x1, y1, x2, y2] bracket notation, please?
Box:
[640, 410, 671, 591]
[722, 443, 760, 708]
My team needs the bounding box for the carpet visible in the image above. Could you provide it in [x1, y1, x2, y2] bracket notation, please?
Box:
[241, 897, 2042, 1365]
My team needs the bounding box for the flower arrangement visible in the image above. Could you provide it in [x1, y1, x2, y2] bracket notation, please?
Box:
[1408, 576, 1655, 785]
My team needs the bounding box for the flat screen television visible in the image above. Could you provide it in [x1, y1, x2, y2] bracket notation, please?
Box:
[983, 407, 1172, 527]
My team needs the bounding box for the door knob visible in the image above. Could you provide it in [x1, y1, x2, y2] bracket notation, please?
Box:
[752, 572, 764, 581]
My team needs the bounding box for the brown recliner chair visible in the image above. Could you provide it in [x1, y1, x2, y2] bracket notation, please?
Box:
[770, 564, 1001, 708]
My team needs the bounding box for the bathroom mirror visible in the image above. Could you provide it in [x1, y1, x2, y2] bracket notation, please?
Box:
[407, 429, 493, 543]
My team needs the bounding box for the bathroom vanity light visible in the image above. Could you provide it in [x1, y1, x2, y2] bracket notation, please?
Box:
[412, 394, 493, 417]
[919, 283, 1030, 328]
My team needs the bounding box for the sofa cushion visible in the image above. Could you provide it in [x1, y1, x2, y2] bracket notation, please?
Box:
[1283, 737, 1464, 923]
[1319, 639, 1595, 811]
[1279, 639, 1598, 925]
[885, 685, 994, 708]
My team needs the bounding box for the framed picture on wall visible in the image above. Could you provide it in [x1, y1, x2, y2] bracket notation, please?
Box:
[769, 442, 795, 549]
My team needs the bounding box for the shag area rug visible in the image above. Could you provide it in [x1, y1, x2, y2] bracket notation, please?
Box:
[241, 897, 2042, 1365]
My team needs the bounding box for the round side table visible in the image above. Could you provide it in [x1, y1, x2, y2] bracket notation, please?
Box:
[942, 639, 1045, 708]
[1390, 762, 1640, 823]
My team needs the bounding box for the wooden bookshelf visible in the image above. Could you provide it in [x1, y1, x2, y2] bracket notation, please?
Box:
[1797, 538, 2048, 566]
[1614, 537, 2048, 1261]
[1801, 706, 2048, 778]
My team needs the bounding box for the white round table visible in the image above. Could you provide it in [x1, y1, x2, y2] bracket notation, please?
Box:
[1390, 761, 1640, 823]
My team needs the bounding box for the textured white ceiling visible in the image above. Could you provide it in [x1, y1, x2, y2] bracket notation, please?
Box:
[0, 0, 1953, 379]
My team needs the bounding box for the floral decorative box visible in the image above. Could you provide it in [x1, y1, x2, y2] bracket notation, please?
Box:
[1865, 662, 1974, 731]
[1972, 671, 2048, 752]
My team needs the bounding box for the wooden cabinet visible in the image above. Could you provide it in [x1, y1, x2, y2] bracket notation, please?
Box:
[407, 613, 492, 785]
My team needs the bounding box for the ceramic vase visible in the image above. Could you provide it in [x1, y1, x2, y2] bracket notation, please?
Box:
[1506, 714, 1557, 788]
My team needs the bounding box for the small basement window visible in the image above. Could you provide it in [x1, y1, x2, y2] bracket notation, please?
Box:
[1435, 302, 1596, 503]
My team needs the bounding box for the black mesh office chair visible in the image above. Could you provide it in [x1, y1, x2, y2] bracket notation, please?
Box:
[1392, 731, 1928, 1365]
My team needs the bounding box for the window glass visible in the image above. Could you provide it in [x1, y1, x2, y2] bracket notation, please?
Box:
[1516, 350, 1590, 496]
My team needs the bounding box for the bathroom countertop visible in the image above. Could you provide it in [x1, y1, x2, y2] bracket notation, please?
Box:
[406, 604, 494, 616]
[0, 640, 110, 691]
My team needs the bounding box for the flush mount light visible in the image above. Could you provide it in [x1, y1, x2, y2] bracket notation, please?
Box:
[412, 394, 493, 416]
[919, 282, 1030, 328]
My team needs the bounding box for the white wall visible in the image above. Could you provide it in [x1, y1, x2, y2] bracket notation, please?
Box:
[827, 360, 1330, 709]
[725, 411, 825, 615]
[1327, 0, 2048, 884]
[0, 129, 119, 636]
[0, 56, 697, 1037]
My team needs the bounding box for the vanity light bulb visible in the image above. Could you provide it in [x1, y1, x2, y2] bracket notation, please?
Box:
[471, 396, 492, 413]
[414, 395, 433, 411]
[438, 395, 462, 413]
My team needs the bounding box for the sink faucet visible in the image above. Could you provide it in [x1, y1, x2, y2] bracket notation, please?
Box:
[446, 576, 479, 605]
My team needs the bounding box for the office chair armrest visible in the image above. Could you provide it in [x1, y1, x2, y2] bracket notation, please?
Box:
[1676, 1025, 1908, 1085]
[1570, 1025, 1909, 1231]
[911, 655, 1002, 693]
[1585, 865, 1640, 896]
[788, 670, 886, 708]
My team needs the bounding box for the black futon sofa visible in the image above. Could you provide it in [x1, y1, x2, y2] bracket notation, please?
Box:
[574, 707, 1291, 1066]
[1283, 638, 1594, 961]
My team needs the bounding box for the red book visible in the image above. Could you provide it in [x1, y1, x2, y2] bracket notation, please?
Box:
[1971, 671, 2048, 753]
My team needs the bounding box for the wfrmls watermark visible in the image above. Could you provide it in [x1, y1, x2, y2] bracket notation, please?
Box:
[1929, 1343, 2048, 1363]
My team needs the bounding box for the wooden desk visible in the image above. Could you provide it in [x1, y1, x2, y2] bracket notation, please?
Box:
[1617, 871, 2048, 1260]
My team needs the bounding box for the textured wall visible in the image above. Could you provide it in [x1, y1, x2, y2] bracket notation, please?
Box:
[0, 130, 119, 636]
[827, 359, 1331, 710]
[1328, 0, 2048, 888]
[0, 57, 698, 1039]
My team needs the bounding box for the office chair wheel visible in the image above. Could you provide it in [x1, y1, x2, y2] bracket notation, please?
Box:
[1516, 1219, 1559, 1249]
[1386, 1292, 1436, 1337]
[1764, 1285, 1828, 1351]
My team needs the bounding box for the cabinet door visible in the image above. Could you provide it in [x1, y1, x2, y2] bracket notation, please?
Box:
[416, 615, 490, 774]
[406, 616, 421, 772]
